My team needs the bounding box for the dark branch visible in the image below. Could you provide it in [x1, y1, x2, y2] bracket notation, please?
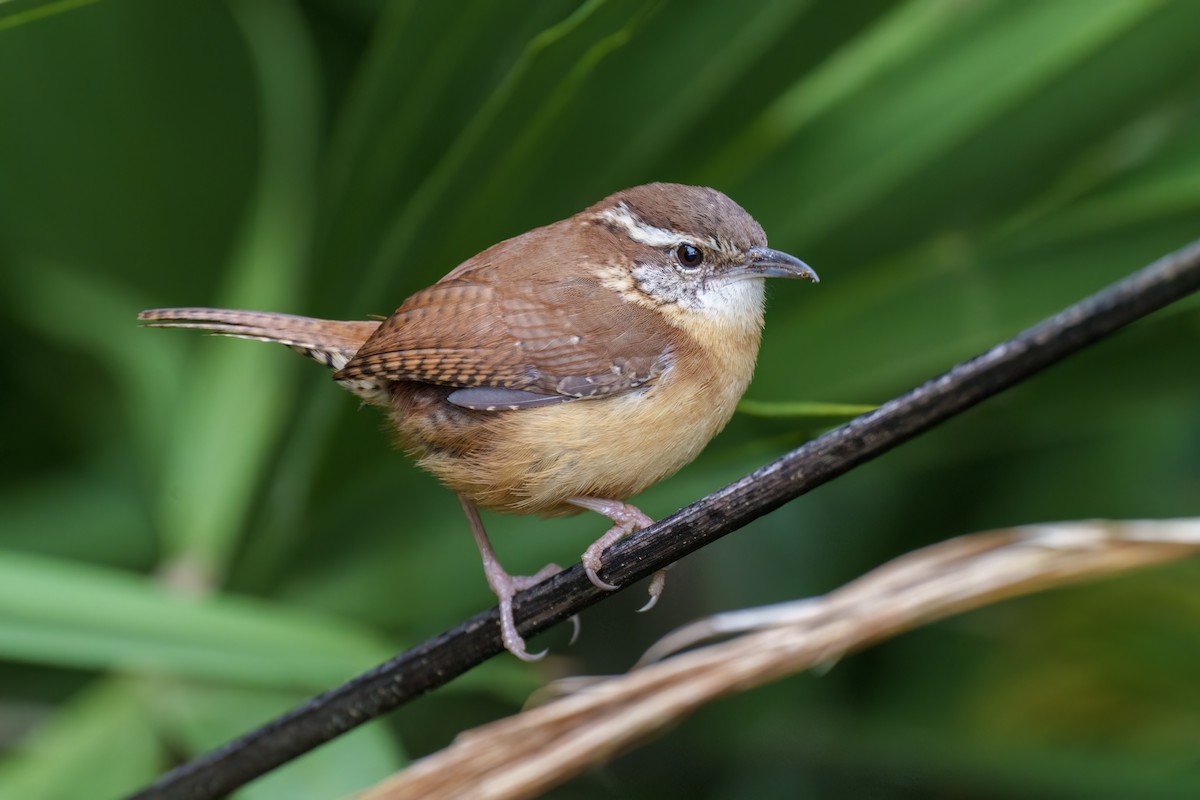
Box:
[129, 239, 1200, 800]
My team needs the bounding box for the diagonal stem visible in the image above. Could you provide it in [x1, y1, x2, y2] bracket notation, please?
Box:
[128, 238, 1200, 800]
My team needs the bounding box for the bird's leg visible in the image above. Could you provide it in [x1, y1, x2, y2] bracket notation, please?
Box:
[459, 496, 560, 661]
[568, 497, 668, 610]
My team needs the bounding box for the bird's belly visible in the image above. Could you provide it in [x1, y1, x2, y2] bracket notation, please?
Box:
[392, 366, 748, 517]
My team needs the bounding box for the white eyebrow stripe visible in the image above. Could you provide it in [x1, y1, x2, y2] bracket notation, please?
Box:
[597, 203, 694, 249]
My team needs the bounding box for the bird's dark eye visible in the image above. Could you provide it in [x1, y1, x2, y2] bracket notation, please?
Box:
[675, 243, 703, 269]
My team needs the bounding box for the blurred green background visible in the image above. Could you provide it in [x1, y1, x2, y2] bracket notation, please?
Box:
[2, 0, 1199, 797]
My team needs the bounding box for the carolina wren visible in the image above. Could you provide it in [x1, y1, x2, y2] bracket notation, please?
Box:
[140, 183, 817, 659]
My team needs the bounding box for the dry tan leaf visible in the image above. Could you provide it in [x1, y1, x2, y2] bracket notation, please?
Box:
[356, 519, 1199, 800]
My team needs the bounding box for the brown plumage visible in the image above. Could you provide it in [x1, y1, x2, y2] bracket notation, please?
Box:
[140, 183, 818, 659]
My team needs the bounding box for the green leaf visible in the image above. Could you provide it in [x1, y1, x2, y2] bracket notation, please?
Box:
[731, 0, 1167, 243]
[737, 399, 877, 419]
[0, 550, 393, 688]
[0, 470, 154, 567]
[0, 0, 100, 32]
[701, 0, 968, 186]
[3, 257, 186, 462]
[0, 678, 161, 800]
[148, 680, 406, 800]
[155, 0, 323, 579]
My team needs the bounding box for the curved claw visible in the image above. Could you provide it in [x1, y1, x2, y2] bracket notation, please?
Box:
[567, 614, 582, 646]
[571, 497, 656, 594]
[637, 567, 669, 612]
[513, 645, 547, 662]
[497, 563, 562, 660]
[498, 602, 547, 661]
[585, 565, 620, 592]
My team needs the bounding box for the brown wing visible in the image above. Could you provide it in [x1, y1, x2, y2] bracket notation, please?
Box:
[336, 276, 673, 404]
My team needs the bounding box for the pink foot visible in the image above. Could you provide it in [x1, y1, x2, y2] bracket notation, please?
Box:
[567, 497, 656, 592]
[460, 496, 561, 661]
[486, 562, 562, 661]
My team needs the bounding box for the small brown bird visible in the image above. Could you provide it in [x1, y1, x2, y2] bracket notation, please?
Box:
[140, 183, 817, 659]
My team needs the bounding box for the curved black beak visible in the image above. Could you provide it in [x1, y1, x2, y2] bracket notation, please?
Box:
[742, 246, 819, 282]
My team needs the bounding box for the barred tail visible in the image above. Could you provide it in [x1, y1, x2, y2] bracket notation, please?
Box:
[137, 307, 380, 373]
